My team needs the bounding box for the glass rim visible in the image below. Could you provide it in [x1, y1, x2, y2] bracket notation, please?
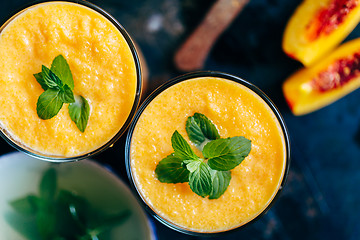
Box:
[125, 71, 291, 236]
[0, 0, 142, 162]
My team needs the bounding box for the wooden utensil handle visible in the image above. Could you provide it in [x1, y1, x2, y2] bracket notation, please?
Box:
[175, 0, 250, 71]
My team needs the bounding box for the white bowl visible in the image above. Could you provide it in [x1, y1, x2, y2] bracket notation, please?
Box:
[0, 152, 155, 240]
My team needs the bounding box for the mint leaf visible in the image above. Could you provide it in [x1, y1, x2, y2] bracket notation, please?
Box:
[68, 204, 87, 232]
[57, 190, 90, 236]
[37, 89, 64, 120]
[9, 195, 39, 216]
[36, 199, 56, 240]
[184, 159, 202, 173]
[59, 85, 75, 103]
[58, 190, 89, 222]
[88, 210, 131, 236]
[42, 65, 63, 89]
[40, 168, 57, 201]
[34, 72, 48, 91]
[189, 162, 212, 198]
[209, 170, 231, 199]
[204, 136, 251, 171]
[171, 130, 198, 160]
[186, 113, 220, 147]
[155, 154, 190, 183]
[51, 55, 74, 90]
[68, 95, 90, 132]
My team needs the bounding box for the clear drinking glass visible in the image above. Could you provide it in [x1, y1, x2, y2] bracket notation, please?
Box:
[125, 71, 291, 236]
[0, 0, 142, 162]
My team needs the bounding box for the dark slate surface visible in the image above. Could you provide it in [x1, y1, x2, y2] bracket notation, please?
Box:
[1, 0, 360, 239]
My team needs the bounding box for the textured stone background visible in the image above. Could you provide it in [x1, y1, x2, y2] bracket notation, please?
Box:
[1, 0, 360, 239]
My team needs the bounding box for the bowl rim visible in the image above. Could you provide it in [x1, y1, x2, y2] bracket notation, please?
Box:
[0, 0, 142, 162]
[125, 71, 291, 236]
[0, 151, 156, 239]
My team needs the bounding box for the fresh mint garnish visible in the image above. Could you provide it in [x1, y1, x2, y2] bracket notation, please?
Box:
[34, 72, 48, 91]
[184, 159, 202, 173]
[34, 55, 90, 132]
[42, 66, 63, 89]
[51, 55, 74, 90]
[186, 113, 220, 148]
[209, 169, 231, 200]
[9, 168, 131, 239]
[9, 195, 39, 216]
[68, 95, 90, 133]
[189, 162, 212, 198]
[37, 89, 64, 120]
[39, 168, 57, 201]
[172, 130, 199, 161]
[88, 210, 131, 237]
[58, 85, 75, 104]
[155, 113, 251, 199]
[204, 137, 252, 171]
[155, 154, 189, 183]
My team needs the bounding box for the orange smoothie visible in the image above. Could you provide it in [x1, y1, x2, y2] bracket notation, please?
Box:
[129, 76, 288, 233]
[0, 2, 139, 158]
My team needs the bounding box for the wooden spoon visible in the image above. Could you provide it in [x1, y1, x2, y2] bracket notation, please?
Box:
[174, 0, 250, 71]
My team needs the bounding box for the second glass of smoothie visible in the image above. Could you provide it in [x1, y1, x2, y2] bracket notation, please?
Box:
[126, 71, 290, 235]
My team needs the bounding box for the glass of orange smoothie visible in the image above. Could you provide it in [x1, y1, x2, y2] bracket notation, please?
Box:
[0, 0, 142, 161]
[126, 71, 290, 235]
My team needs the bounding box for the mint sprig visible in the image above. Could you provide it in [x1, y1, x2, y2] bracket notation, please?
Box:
[9, 168, 131, 239]
[155, 113, 251, 199]
[34, 55, 90, 132]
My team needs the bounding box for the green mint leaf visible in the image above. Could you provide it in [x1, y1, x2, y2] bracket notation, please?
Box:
[59, 84, 75, 103]
[57, 190, 89, 236]
[51, 55, 74, 90]
[34, 72, 48, 91]
[189, 162, 212, 198]
[78, 235, 93, 240]
[68, 95, 90, 132]
[37, 89, 64, 120]
[35, 55, 91, 132]
[88, 210, 131, 236]
[204, 136, 251, 171]
[68, 203, 87, 232]
[186, 113, 220, 147]
[36, 202, 56, 239]
[39, 168, 57, 201]
[171, 130, 198, 160]
[209, 169, 231, 199]
[155, 154, 190, 183]
[58, 189, 89, 219]
[42, 65, 63, 89]
[184, 159, 202, 173]
[9, 195, 39, 216]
